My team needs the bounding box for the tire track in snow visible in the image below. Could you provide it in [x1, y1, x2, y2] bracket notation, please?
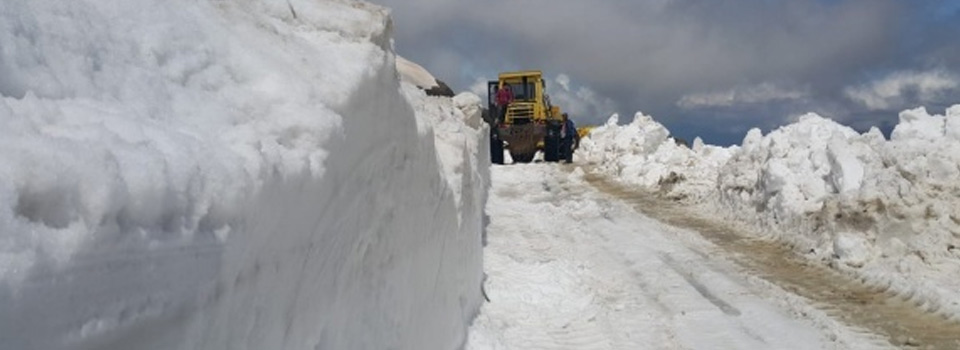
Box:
[469, 164, 869, 349]
[586, 173, 960, 349]
[660, 253, 742, 317]
[468, 166, 689, 349]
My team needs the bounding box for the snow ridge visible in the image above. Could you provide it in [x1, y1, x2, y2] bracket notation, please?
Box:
[580, 104, 960, 322]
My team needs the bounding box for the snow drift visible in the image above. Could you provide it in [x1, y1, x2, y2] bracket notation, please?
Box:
[578, 112, 734, 202]
[0, 1, 486, 349]
[580, 105, 960, 321]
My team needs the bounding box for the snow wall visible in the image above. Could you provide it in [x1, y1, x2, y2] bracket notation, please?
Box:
[0, 1, 487, 349]
[580, 106, 960, 321]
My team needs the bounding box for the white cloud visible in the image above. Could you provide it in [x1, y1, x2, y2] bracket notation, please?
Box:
[677, 83, 808, 109]
[469, 77, 488, 99]
[844, 70, 959, 110]
[546, 74, 617, 123]
[555, 74, 571, 91]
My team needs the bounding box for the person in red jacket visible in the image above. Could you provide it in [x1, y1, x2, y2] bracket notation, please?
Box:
[495, 84, 513, 124]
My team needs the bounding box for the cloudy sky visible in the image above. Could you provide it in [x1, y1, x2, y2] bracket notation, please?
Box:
[371, 0, 960, 145]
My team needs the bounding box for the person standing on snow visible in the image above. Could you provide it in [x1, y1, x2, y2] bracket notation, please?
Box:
[560, 113, 577, 163]
[495, 84, 513, 124]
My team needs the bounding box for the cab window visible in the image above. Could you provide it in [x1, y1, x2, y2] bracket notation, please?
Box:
[506, 82, 537, 101]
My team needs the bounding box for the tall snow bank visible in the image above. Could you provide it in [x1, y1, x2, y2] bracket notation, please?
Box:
[0, 1, 486, 349]
[717, 113, 871, 236]
[578, 112, 734, 201]
[716, 106, 960, 320]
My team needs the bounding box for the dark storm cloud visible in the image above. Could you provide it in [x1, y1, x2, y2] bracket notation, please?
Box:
[373, 0, 960, 145]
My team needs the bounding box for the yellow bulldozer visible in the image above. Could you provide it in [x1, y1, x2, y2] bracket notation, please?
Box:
[486, 70, 568, 164]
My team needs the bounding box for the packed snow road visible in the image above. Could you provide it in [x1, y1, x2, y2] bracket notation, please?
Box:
[465, 163, 956, 349]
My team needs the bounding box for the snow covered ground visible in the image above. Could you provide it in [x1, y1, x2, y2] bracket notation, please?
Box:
[467, 164, 889, 349]
[578, 106, 960, 327]
[0, 1, 486, 349]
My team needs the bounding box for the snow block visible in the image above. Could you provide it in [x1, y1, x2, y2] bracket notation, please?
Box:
[832, 232, 875, 268]
[0, 1, 485, 349]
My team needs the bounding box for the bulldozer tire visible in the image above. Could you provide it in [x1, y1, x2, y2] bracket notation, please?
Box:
[544, 133, 560, 162]
[490, 127, 504, 165]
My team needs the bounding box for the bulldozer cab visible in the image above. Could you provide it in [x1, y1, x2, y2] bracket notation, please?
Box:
[489, 71, 559, 124]
[485, 80, 538, 111]
[503, 81, 536, 101]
